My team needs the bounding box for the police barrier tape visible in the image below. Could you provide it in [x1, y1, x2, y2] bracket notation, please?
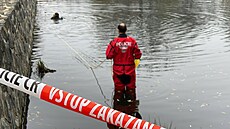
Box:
[0, 68, 166, 129]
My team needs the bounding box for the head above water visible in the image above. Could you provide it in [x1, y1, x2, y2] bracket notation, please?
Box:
[117, 23, 127, 34]
[51, 12, 63, 20]
[54, 12, 59, 17]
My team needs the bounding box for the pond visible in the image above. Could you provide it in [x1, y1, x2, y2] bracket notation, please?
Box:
[28, 0, 230, 129]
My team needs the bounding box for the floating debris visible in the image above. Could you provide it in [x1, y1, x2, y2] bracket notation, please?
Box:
[34, 59, 56, 79]
[37, 59, 56, 73]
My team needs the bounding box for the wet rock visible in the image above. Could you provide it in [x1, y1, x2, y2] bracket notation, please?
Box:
[0, 0, 37, 128]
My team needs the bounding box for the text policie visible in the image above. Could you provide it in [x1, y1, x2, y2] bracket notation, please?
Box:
[0, 68, 165, 129]
[0, 69, 43, 97]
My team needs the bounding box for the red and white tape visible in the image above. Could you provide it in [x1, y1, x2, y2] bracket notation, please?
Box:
[0, 68, 166, 129]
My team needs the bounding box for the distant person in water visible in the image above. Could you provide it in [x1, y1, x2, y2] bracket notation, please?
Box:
[51, 12, 63, 20]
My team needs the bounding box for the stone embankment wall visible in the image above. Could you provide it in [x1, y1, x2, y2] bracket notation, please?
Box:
[0, 0, 37, 128]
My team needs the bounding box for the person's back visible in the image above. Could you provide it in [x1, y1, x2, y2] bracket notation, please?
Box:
[106, 23, 142, 75]
[106, 23, 142, 103]
[112, 36, 137, 64]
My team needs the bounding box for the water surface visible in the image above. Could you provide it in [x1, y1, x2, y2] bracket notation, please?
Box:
[28, 0, 230, 129]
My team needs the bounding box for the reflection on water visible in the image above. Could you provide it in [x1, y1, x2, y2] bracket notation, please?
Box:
[28, 0, 230, 129]
[31, 25, 43, 62]
[107, 89, 142, 129]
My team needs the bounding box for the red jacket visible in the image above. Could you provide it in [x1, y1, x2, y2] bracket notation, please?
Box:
[106, 34, 142, 75]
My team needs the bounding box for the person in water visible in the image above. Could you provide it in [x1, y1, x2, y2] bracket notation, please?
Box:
[51, 12, 63, 20]
[106, 23, 142, 103]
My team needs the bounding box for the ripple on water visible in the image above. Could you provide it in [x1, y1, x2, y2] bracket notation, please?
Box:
[29, 1, 230, 129]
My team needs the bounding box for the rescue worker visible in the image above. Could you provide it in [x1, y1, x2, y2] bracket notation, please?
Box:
[106, 23, 142, 103]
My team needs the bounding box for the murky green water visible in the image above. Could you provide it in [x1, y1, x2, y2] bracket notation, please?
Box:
[28, 0, 230, 129]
